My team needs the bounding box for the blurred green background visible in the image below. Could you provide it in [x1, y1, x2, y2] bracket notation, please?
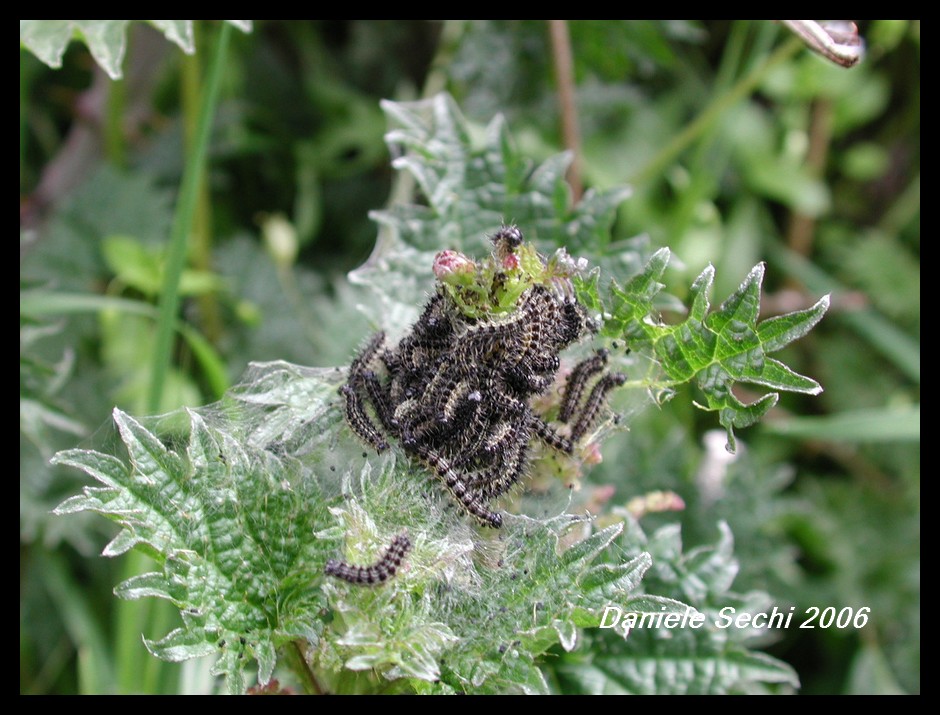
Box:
[20, 20, 919, 694]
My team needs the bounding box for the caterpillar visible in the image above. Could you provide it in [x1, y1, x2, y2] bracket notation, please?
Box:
[324, 532, 412, 586]
[558, 349, 609, 424]
[569, 371, 627, 442]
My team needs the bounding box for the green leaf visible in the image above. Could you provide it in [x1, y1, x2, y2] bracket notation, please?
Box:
[554, 520, 799, 694]
[20, 20, 252, 79]
[561, 628, 799, 694]
[54, 403, 333, 690]
[560, 523, 623, 568]
[147, 21, 196, 54]
[766, 241, 919, 383]
[20, 315, 87, 459]
[356, 94, 633, 332]
[20, 21, 128, 78]
[21, 288, 230, 401]
[101, 235, 225, 298]
[593, 253, 828, 450]
[579, 553, 652, 596]
[845, 640, 906, 695]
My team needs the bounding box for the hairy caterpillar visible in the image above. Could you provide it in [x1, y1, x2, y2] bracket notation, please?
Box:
[324, 532, 412, 586]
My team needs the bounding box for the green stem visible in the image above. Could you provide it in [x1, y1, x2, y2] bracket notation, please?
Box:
[148, 22, 231, 413]
[667, 20, 755, 244]
[105, 78, 127, 168]
[629, 35, 802, 188]
[421, 20, 467, 101]
[287, 639, 323, 694]
[182, 22, 222, 345]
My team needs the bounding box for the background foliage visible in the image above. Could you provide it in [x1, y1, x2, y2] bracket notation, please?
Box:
[21, 20, 919, 694]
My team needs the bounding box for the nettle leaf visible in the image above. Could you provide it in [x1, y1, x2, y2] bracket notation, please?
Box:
[54, 398, 334, 693]
[553, 521, 799, 694]
[20, 314, 86, 459]
[20, 20, 252, 79]
[430, 518, 649, 694]
[355, 94, 632, 334]
[559, 625, 799, 695]
[580, 253, 829, 450]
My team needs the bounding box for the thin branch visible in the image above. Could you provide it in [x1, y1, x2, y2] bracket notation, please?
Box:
[548, 20, 583, 202]
[785, 98, 832, 257]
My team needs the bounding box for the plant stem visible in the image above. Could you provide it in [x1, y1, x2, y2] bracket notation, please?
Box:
[384, 21, 468, 211]
[115, 551, 179, 693]
[105, 77, 127, 168]
[421, 20, 467, 101]
[548, 20, 582, 202]
[785, 98, 833, 257]
[36, 549, 116, 693]
[287, 639, 323, 694]
[182, 22, 223, 346]
[148, 22, 231, 413]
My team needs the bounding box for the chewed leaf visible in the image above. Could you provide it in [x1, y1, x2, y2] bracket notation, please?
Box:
[580, 250, 828, 450]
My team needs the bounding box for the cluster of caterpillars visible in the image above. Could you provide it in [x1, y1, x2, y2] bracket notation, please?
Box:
[328, 227, 625, 585]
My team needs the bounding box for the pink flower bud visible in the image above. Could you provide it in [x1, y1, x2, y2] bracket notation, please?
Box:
[502, 253, 520, 271]
[581, 441, 604, 465]
[626, 490, 687, 518]
[433, 250, 476, 280]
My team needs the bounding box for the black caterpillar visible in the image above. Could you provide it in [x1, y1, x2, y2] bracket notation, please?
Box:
[324, 533, 412, 586]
